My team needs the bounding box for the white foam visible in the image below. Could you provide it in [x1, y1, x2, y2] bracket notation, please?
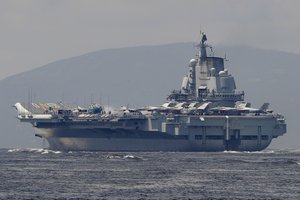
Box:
[223, 150, 275, 154]
[8, 148, 61, 154]
[123, 154, 143, 161]
[123, 155, 136, 159]
[106, 154, 123, 159]
[223, 150, 241, 154]
[105, 154, 143, 161]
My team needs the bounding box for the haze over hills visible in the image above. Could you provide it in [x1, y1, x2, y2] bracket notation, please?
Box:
[0, 43, 298, 149]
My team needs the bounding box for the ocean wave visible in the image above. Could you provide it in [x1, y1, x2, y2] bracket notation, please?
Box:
[223, 150, 275, 154]
[282, 149, 300, 153]
[273, 159, 300, 166]
[223, 150, 241, 154]
[105, 154, 143, 161]
[7, 148, 62, 154]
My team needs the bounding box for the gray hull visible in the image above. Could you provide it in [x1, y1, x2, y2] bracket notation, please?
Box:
[36, 127, 273, 152]
[46, 137, 272, 152]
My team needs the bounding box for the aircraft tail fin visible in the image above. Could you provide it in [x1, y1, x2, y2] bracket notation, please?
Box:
[259, 103, 270, 112]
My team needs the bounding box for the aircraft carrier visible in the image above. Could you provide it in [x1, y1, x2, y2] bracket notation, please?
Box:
[14, 33, 287, 151]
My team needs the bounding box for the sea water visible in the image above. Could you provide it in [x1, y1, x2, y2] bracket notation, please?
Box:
[0, 148, 299, 199]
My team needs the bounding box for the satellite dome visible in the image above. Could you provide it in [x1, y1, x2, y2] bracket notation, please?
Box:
[210, 68, 216, 76]
[219, 71, 226, 76]
[189, 59, 197, 66]
[224, 69, 228, 75]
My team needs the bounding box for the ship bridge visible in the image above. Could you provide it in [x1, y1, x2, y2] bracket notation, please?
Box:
[169, 33, 244, 107]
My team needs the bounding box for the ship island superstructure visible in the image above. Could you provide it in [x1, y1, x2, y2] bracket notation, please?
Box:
[14, 33, 287, 151]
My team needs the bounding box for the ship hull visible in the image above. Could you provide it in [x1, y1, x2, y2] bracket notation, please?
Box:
[35, 127, 273, 152]
[46, 137, 271, 152]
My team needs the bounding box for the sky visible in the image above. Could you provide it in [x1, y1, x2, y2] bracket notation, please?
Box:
[1, 0, 300, 80]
